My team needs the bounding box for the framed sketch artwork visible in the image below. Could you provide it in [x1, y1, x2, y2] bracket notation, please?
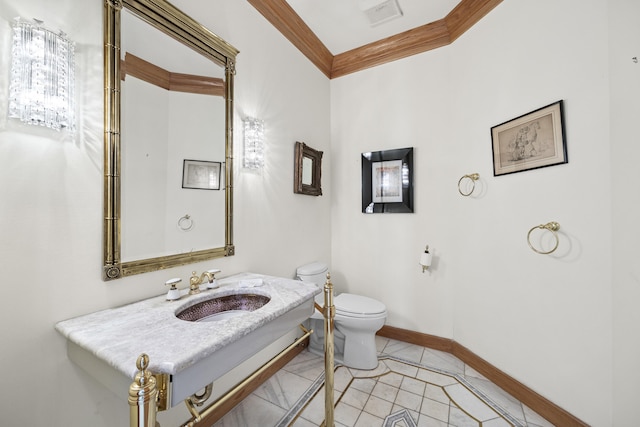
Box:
[361, 147, 413, 213]
[491, 100, 567, 176]
[182, 159, 222, 190]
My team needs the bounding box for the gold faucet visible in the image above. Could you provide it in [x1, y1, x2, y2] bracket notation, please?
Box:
[189, 270, 219, 295]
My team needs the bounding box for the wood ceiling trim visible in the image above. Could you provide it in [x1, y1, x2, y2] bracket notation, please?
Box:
[445, 0, 504, 42]
[247, 0, 334, 77]
[331, 19, 451, 78]
[247, 0, 503, 79]
[122, 52, 225, 96]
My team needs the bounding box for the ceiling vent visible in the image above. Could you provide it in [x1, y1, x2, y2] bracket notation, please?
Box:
[358, 0, 403, 27]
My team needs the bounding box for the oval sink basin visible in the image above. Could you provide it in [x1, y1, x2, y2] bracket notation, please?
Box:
[176, 293, 271, 322]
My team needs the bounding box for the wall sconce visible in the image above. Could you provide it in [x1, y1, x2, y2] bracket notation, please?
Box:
[8, 18, 75, 131]
[419, 245, 432, 272]
[242, 117, 264, 169]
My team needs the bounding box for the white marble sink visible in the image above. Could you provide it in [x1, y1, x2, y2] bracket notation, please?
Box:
[55, 273, 319, 407]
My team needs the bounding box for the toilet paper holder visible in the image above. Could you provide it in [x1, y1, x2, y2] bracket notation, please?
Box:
[419, 245, 432, 272]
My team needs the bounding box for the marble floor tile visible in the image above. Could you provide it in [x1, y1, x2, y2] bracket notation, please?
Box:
[356, 410, 384, 427]
[523, 405, 555, 427]
[395, 389, 422, 412]
[448, 405, 481, 426]
[364, 394, 394, 418]
[420, 397, 450, 423]
[213, 338, 553, 427]
[335, 401, 362, 426]
[464, 375, 527, 422]
[416, 368, 459, 387]
[254, 369, 315, 410]
[379, 371, 405, 388]
[400, 376, 427, 396]
[283, 350, 325, 381]
[417, 414, 448, 427]
[384, 359, 420, 378]
[444, 383, 502, 421]
[213, 394, 286, 427]
[420, 348, 465, 375]
[291, 416, 317, 427]
[341, 386, 370, 409]
[351, 377, 377, 394]
[382, 341, 426, 363]
[371, 380, 400, 402]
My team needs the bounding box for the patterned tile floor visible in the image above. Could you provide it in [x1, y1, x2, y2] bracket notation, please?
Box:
[213, 337, 555, 427]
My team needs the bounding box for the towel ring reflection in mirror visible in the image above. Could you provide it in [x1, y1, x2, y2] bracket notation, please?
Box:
[178, 214, 194, 231]
[527, 221, 560, 254]
[458, 173, 479, 196]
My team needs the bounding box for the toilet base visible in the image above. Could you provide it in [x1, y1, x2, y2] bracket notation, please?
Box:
[307, 318, 381, 370]
[342, 331, 379, 370]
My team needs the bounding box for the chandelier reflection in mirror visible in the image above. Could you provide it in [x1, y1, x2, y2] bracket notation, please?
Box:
[243, 117, 265, 169]
[8, 18, 75, 131]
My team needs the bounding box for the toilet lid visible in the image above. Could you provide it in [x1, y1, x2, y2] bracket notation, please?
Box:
[334, 293, 386, 316]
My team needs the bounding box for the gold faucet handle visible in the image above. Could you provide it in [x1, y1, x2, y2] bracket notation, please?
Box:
[189, 271, 202, 295]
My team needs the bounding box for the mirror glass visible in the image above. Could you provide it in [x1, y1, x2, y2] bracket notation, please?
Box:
[120, 10, 225, 261]
[301, 157, 313, 185]
[103, 0, 238, 280]
[294, 142, 323, 196]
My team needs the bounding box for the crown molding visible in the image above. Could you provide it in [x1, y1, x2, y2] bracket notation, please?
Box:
[248, 0, 503, 79]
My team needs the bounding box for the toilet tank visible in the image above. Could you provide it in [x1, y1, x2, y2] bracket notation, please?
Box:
[296, 262, 328, 286]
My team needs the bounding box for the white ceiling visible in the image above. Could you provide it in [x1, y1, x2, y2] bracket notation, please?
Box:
[286, 0, 460, 54]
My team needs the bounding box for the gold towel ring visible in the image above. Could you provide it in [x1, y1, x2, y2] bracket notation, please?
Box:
[527, 221, 560, 254]
[178, 214, 194, 231]
[458, 173, 480, 196]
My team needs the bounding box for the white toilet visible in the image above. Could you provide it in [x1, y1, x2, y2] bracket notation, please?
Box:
[297, 262, 387, 370]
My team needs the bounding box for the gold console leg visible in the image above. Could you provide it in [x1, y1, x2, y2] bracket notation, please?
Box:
[323, 273, 335, 427]
[129, 354, 159, 427]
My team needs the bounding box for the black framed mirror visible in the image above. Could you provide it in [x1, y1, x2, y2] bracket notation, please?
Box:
[294, 141, 323, 196]
[361, 147, 413, 213]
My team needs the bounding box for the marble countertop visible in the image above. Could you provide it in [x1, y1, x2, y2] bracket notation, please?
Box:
[55, 273, 320, 379]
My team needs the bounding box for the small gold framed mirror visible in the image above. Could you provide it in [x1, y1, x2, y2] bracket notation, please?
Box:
[294, 141, 323, 196]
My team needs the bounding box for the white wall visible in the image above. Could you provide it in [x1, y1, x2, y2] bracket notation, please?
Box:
[610, 0, 640, 425]
[1, 0, 637, 425]
[0, 0, 330, 426]
[330, 1, 623, 425]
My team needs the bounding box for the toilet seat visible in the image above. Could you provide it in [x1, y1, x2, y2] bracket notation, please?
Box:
[334, 293, 386, 318]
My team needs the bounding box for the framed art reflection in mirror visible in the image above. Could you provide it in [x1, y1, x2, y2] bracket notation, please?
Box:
[362, 147, 413, 213]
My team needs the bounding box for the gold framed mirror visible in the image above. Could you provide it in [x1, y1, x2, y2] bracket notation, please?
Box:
[294, 141, 323, 196]
[103, 0, 238, 280]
